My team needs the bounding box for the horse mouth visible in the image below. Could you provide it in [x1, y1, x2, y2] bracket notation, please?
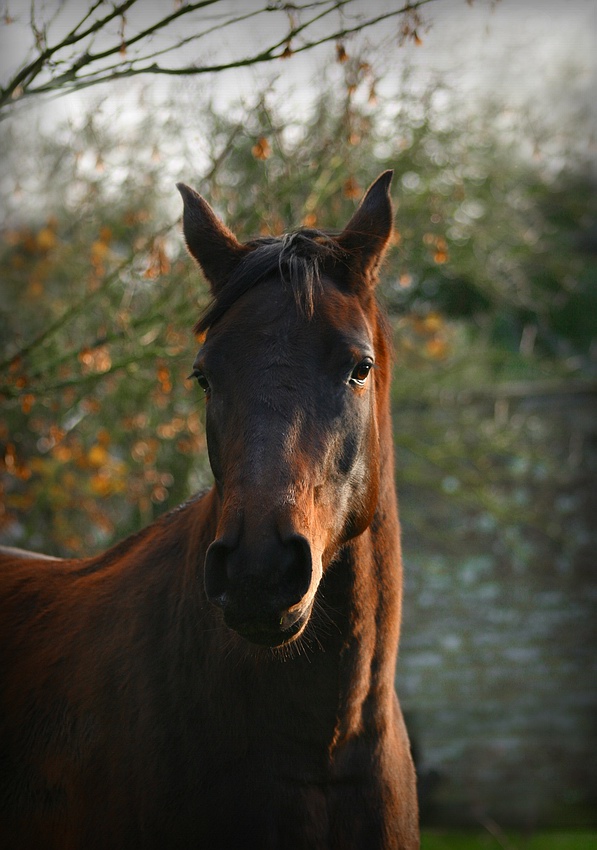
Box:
[228, 607, 309, 648]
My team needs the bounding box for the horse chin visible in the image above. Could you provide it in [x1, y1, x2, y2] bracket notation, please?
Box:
[230, 606, 311, 648]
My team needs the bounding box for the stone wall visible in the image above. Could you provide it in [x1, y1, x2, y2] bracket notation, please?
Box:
[394, 384, 597, 828]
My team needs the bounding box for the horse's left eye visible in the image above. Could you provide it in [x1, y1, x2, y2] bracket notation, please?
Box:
[350, 360, 374, 386]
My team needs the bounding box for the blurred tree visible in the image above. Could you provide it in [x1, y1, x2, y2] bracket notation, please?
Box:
[0, 103, 216, 552]
[0, 0, 442, 115]
[0, 65, 595, 555]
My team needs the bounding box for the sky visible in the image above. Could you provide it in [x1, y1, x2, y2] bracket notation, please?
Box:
[201, 0, 597, 139]
[219, 0, 596, 102]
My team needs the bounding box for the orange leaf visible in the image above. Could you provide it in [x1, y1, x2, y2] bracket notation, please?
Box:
[251, 137, 271, 160]
[36, 227, 56, 252]
[336, 43, 348, 63]
[343, 177, 361, 199]
[20, 394, 35, 414]
[426, 338, 448, 359]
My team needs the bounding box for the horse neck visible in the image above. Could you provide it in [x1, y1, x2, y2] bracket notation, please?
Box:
[326, 353, 402, 745]
[159, 343, 402, 747]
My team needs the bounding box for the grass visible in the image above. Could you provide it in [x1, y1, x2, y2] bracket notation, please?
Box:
[421, 831, 597, 850]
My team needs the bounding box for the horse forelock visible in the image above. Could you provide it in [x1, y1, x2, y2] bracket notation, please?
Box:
[194, 229, 349, 335]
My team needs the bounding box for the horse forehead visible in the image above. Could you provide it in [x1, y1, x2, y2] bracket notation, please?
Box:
[316, 281, 372, 337]
[207, 276, 371, 354]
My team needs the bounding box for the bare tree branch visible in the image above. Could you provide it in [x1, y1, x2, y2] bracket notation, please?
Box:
[0, 0, 139, 107]
[0, 0, 441, 115]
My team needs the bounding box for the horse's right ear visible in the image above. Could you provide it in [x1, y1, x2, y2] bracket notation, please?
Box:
[176, 183, 247, 294]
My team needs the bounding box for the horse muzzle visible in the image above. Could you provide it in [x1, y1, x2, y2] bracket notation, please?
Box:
[204, 532, 315, 647]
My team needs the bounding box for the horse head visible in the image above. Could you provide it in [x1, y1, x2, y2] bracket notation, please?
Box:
[177, 173, 394, 647]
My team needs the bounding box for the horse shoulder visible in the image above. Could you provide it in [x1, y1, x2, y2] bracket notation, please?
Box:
[0, 508, 205, 845]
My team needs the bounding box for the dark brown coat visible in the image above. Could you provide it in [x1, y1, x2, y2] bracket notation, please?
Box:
[0, 173, 419, 849]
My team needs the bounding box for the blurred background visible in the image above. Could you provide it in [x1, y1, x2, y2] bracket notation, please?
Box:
[1, 0, 596, 843]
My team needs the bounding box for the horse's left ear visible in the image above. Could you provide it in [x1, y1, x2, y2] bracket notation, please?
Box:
[336, 170, 394, 292]
[176, 182, 247, 294]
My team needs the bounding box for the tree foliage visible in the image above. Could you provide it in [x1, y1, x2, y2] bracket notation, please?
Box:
[0, 64, 595, 555]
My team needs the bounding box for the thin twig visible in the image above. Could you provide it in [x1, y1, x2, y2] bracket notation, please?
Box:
[1, 0, 438, 111]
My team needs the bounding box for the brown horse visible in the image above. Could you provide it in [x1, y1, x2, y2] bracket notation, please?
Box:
[0, 172, 419, 849]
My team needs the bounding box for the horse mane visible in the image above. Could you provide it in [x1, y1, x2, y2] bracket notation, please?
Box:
[194, 228, 348, 334]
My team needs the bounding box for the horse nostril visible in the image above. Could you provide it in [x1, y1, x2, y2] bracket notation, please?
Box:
[204, 532, 313, 618]
[204, 540, 230, 608]
[278, 534, 312, 608]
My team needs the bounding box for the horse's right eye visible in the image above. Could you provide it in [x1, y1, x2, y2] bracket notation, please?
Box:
[349, 359, 374, 387]
[189, 369, 210, 393]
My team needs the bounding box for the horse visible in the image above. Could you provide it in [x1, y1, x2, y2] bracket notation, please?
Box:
[0, 172, 419, 849]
